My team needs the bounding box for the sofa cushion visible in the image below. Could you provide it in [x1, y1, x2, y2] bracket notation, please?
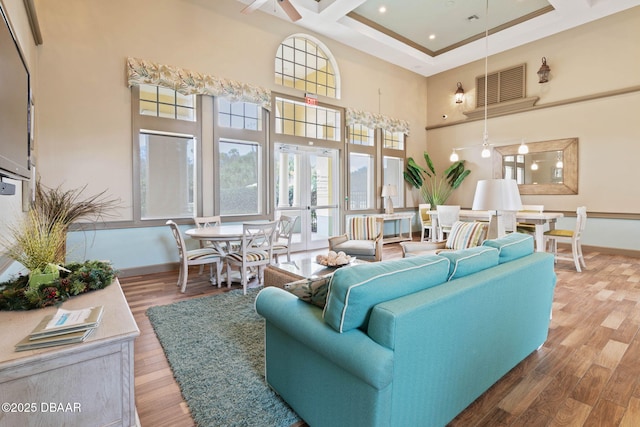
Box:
[284, 276, 331, 308]
[323, 255, 449, 333]
[437, 246, 499, 281]
[482, 232, 534, 263]
[331, 240, 376, 257]
[445, 221, 487, 250]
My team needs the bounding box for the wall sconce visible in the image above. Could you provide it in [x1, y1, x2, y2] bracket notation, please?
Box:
[454, 82, 464, 103]
[449, 149, 459, 162]
[537, 57, 550, 83]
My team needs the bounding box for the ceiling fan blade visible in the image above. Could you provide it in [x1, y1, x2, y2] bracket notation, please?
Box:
[241, 0, 269, 15]
[278, 0, 302, 22]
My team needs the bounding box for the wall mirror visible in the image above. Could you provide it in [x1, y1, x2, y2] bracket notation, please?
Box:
[493, 138, 578, 195]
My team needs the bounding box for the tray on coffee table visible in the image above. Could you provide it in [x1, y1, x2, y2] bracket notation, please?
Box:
[264, 257, 362, 288]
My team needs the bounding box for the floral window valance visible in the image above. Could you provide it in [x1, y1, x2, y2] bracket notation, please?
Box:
[346, 108, 410, 135]
[126, 57, 272, 111]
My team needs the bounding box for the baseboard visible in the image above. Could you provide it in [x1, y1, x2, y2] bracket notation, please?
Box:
[118, 262, 179, 278]
[559, 243, 640, 258]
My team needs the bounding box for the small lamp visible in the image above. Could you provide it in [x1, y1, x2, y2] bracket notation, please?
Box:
[381, 184, 397, 214]
[537, 57, 550, 83]
[472, 179, 522, 238]
[454, 82, 464, 104]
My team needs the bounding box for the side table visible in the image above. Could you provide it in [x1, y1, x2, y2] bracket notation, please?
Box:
[368, 212, 415, 244]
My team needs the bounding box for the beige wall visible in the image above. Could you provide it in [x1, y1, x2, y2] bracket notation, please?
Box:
[34, 0, 428, 221]
[424, 6, 640, 215]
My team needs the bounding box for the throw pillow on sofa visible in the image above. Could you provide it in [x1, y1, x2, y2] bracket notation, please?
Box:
[437, 246, 499, 281]
[284, 276, 331, 308]
[323, 255, 450, 333]
[482, 232, 534, 263]
[445, 221, 487, 250]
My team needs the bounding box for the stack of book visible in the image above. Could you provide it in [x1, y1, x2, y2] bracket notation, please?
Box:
[15, 306, 104, 352]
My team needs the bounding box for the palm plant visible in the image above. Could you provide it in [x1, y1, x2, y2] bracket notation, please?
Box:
[403, 152, 471, 207]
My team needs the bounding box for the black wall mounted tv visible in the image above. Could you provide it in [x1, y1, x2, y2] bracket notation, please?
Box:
[0, 3, 31, 181]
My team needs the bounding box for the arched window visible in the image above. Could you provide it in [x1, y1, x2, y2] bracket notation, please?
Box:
[275, 34, 340, 99]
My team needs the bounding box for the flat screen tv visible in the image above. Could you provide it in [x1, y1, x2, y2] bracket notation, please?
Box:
[0, 4, 31, 180]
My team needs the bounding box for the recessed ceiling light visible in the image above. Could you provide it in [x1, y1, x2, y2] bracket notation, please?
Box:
[429, 34, 436, 40]
[379, 6, 387, 13]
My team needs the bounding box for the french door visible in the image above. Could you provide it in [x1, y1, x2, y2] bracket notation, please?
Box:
[274, 143, 340, 252]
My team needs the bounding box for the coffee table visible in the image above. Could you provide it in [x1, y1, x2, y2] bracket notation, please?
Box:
[264, 257, 363, 288]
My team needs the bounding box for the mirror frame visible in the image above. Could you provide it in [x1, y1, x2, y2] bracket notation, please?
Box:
[493, 137, 578, 195]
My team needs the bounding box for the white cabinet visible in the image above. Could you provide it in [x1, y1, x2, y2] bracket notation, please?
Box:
[0, 279, 139, 427]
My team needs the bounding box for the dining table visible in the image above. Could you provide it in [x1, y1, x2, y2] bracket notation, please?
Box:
[185, 221, 272, 283]
[429, 209, 564, 252]
[185, 223, 246, 253]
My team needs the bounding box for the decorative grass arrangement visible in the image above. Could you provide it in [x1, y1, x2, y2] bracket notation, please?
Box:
[3, 209, 67, 272]
[1, 181, 120, 310]
[0, 260, 116, 310]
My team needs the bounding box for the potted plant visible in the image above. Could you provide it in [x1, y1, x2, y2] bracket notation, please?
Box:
[403, 152, 471, 207]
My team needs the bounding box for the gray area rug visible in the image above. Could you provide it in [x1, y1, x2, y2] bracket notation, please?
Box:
[146, 288, 301, 427]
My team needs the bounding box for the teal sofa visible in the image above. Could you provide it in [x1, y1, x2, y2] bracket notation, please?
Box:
[255, 233, 557, 426]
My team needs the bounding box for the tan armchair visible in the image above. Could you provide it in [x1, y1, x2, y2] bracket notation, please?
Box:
[328, 216, 384, 262]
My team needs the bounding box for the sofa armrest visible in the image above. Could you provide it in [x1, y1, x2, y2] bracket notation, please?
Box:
[400, 241, 446, 257]
[255, 286, 393, 390]
[328, 233, 348, 250]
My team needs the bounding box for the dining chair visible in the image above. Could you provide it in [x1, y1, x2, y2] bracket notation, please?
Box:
[272, 215, 298, 263]
[543, 206, 587, 272]
[223, 221, 278, 294]
[193, 215, 225, 274]
[418, 203, 434, 241]
[436, 205, 460, 241]
[166, 220, 222, 293]
[516, 205, 544, 234]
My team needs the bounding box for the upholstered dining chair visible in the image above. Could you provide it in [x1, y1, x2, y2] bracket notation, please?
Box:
[223, 221, 279, 294]
[166, 220, 222, 293]
[418, 203, 434, 241]
[328, 216, 384, 261]
[436, 205, 460, 241]
[544, 206, 587, 272]
[272, 215, 298, 263]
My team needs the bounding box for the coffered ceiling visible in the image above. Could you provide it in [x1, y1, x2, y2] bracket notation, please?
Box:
[236, 0, 640, 76]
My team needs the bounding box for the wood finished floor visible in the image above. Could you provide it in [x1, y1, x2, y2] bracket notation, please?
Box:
[120, 244, 640, 427]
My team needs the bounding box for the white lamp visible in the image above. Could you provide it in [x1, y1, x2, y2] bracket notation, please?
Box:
[381, 184, 397, 214]
[472, 179, 522, 238]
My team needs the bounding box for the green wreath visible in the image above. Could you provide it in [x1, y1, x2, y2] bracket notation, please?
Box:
[0, 260, 117, 311]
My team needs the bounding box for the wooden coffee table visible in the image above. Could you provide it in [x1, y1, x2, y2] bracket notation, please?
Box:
[264, 257, 363, 288]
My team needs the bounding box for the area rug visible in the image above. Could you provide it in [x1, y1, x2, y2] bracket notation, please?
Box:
[146, 288, 301, 427]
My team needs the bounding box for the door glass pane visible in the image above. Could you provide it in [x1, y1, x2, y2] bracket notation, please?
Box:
[218, 140, 261, 215]
[275, 149, 302, 208]
[139, 133, 195, 219]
